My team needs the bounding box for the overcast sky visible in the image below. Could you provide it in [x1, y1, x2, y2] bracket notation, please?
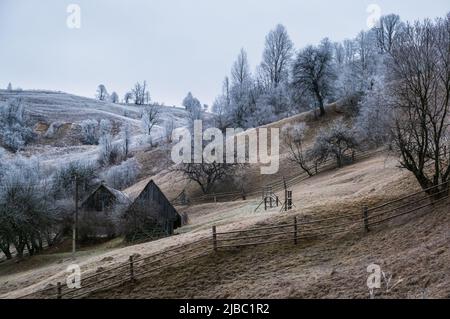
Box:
[0, 0, 449, 106]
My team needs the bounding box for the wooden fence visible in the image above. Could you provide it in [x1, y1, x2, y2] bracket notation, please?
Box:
[21, 238, 211, 299]
[19, 180, 448, 299]
[182, 148, 386, 205]
[212, 181, 449, 249]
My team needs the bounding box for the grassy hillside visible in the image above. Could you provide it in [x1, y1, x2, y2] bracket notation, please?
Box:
[0, 93, 447, 299]
[3, 151, 448, 299]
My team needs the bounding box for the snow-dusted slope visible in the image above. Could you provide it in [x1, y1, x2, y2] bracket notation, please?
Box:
[0, 89, 190, 132]
[0, 90, 191, 164]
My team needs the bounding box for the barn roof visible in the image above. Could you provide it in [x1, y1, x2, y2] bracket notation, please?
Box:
[123, 178, 180, 216]
[122, 177, 152, 202]
[81, 182, 131, 207]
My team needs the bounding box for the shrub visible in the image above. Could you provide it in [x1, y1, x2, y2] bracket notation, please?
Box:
[79, 119, 99, 145]
[312, 120, 359, 168]
[100, 158, 141, 190]
[53, 160, 99, 197]
[0, 99, 34, 152]
[44, 121, 65, 138]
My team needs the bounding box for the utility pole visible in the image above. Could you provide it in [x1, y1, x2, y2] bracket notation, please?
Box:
[72, 175, 79, 257]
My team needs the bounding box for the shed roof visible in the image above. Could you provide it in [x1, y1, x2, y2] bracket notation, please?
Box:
[123, 177, 152, 202]
[80, 183, 131, 207]
[124, 178, 180, 218]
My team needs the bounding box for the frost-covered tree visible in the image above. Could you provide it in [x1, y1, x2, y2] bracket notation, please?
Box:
[252, 85, 290, 126]
[99, 119, 113, 138]
[98, 133, 121, 166]
[353, 30, 378, 91]
[163, 119, 175, 143]
[333, 42, 345, 66]
[0, 156, 58, 258]
[212, 77, 232, 130]
[97, 119, 118, 165]
[292, 40, 337, 117]
[145, 91, 151, 105]
[230, 49, 254, 127]
[53, 160, 98, 197]
[182, 92, 202, 113]
[343, 39, 356, 64]
[141, 104, 160, 144]
[182, 92, 203, 126]
[80, 119, 99, 145]
[124, 92, 133, 104]
[7, 83, 12, 91]
[100, 158, 141, 190]
[232, 49, 252, 88]
[375, 14, 403, 54]
[212, 95, 230, 131]
[355, 73, 393, 147]
[260, 24, 294, 89]
[132, 81, 149, 105]
[96, 84, 108, 101]
[312, 120, 359, 168]
[0, 99, 34, 152]
[110, 92, 119, 103]
[334, 28, 383, 99]
[121, 123, 132, 157]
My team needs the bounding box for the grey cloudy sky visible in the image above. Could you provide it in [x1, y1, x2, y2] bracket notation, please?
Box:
[0, 0, 449, 106]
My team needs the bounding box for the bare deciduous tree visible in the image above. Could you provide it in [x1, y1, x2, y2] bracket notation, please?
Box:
[0, 157, 58, 259]
[124, 92, 132, 104]
[376, 14, 403, 54]
[176, 162, 239, 194]
[260, 24, 294, 88]
[96, 84, 108, 101]
[312, 120, 359, 168]
[230, 49, 254, 127]
[132, 81, 149, 105]
[354, 30, 378, 90]
[389, 16, 450, 195]
[121, 123, 131, 157]
[110, 91, 119, 103]
[141, 104, 160, 144]
[292, 40, 336, 117]
[163, 119, 175, 143]
[283, 123, 315, 177]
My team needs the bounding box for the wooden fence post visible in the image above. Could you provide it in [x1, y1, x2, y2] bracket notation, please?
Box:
[284, 190, 288, 212]
[129, 255, 135, 281]
[56, 282, 62, 299]
[264, 198, 267, 210]
[212, 226, 217, 252]
[287, 191, 293, 210]
[363, 206, 370, 232]
[294, 217, 298, 245]
[214, 193, 217, 203]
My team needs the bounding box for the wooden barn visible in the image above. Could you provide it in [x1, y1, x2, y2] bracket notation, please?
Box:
[123, 179, 182, 242]
[79, 183, 130, 240]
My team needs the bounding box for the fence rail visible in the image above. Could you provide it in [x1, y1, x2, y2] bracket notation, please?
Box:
[181, 148, 386, 205]
[19, 179, 449, 299]
[212, 181, 449, 249]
